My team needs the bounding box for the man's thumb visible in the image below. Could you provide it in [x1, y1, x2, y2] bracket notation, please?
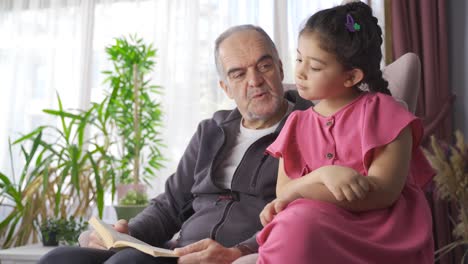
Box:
[114, 219, 129, 233]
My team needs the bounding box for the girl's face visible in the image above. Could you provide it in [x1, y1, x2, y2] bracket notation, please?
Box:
[295, 32, 355, 101]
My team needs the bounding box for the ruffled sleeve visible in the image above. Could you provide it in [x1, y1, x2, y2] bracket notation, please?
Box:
[361, 93, 434, 188]
[266, 111, 309, 179]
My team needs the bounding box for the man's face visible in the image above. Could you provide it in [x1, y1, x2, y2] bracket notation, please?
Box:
[218, 30, 285, 128]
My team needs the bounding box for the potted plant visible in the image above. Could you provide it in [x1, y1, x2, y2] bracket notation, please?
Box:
[39, 216, 88, 246]
[423, 130, 468, 261]
[0, 95, 112, 248]
[40, 218, 60, 246]
[0, 35, 164, 248]
[101, 35, 165, 219]
[113, 190, 149, 221]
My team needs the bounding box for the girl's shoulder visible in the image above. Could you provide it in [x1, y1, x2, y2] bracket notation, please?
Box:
[286, 107, 315, 121]
[361, 92, 419, 129]
[364, 92, 410, 112]
[359, 92, 416, 123]
[280, 108, 318, 137]
[360, 91, 424, 148]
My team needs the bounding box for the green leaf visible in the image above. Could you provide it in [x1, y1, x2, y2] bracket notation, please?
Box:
[43, 109, 81, 120]
[12, 126, 46, 145]
[0, 212, 21, 244]
[55, 92, 70, 143]
[0, 210, 19, 231]
[77, 106, 94, 149]
[0, 173, 22, 211]
[6, 213, 23, 246]
[69, 145, 80, 196]
[55, 165, 69, 216]
[19, 131, 43, 190]
[0, 172, 13, 190]
[89, 153, 104, 218]
[42, 158, 51, 199]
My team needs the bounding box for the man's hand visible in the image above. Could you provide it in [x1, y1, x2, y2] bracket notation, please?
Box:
[174, 239, 242, 264]
[79, 219, 129, 249]
[259, 198, 290, 226]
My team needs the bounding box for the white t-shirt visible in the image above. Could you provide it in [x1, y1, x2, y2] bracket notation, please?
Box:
[215, 102, 294, 189]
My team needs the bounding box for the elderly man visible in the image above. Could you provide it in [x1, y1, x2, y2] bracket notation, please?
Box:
[39, 24, 311, 264]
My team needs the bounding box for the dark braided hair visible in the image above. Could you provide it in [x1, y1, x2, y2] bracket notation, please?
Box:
[300, 2, 391, 95]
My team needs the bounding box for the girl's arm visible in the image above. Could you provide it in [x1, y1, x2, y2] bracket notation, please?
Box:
[260, 160, 366, 226]
[277, 162, 371, 202]
[278, 126, 413, 212]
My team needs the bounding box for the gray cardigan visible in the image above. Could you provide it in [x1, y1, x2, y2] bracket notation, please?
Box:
[129, 90, 312, 251]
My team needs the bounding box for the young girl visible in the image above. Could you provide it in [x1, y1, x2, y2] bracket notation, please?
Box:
[256, 2, 434, 263]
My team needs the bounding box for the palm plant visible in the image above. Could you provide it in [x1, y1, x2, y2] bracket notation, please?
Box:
[0, 95, 111, 248]
[0, 35, 165, 248]
[102, 35, 165, 195]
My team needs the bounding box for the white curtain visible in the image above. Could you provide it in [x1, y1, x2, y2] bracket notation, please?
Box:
[0, 0, 84, 177]
[0, 0, 383, 201]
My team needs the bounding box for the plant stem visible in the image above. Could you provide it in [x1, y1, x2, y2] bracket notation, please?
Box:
[434, 240, 468, 262]
[133, 64, 140, 184]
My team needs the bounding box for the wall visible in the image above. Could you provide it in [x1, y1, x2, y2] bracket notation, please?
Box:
[448, 0, 468, 139]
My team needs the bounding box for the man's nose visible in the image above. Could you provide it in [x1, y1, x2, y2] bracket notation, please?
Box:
[247, 69, 264, 87]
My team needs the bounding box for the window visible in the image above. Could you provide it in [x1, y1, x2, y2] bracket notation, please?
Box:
[0, 0, 384, 197]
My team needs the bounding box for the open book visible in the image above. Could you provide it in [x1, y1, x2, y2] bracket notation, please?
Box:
[88, 216, 176, 258]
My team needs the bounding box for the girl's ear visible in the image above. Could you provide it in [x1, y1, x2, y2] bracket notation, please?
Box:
[344, 68, 364, 88]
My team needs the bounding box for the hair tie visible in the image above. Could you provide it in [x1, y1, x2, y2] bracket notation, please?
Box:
[345, 14, 361, 32]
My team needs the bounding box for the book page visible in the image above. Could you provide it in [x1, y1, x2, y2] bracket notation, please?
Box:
[112, 240, 176, 257]
[88, 217, 117, 248]
[88, 216, 176, 257]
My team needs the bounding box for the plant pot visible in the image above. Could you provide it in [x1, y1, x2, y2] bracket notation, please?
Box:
[114, 205, 147, 221]
[41, 230, 59, 246]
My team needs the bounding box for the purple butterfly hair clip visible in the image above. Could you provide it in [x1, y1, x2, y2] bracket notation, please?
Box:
[345, 14, 361, 32]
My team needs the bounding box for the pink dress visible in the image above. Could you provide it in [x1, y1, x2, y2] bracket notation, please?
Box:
[257, 92, 434, 264]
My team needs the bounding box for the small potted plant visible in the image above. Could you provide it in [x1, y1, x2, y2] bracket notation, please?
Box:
[59, 217, 88, 246]
[113, 190, 149, 221]
[39, 217, 88, 246]
[40, 218, 60, 246]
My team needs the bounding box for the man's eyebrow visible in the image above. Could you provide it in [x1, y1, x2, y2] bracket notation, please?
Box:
[257, 54, 274, 63]
[296, 49, 326, 65]
[226, 55, 274, 76]
[226, 67, 243, 77]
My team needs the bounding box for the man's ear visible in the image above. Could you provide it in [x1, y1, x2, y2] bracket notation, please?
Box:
[344, 68, 364, 88]
[219, 80, 233, 99]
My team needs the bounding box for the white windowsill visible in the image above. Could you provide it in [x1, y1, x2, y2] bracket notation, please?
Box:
[0, 243, 56, 264]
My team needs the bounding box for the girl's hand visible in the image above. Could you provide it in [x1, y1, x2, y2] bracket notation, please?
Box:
[259, 198, 290, 226]
[319, 166, 373, 202]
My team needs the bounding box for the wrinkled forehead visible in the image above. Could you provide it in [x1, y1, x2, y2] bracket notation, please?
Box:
[219, 30, 277, 69]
